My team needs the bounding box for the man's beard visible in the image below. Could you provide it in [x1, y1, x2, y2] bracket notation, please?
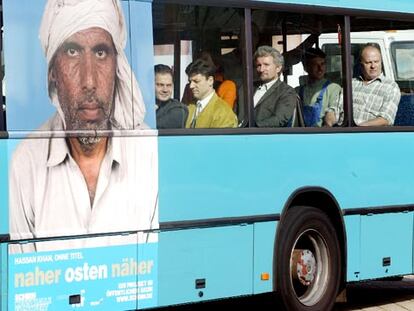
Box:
[63, 97, 112, 151]
[64, 96, 112, 130]
[77, 136, 103, 150]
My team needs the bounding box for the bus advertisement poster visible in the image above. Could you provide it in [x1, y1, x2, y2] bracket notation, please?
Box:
[8, 242, 158, 310]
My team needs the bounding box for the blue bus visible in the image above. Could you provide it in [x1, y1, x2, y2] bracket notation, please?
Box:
[1, 0, 414, 310]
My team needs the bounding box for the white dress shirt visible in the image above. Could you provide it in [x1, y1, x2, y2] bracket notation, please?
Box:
[254, 78, 278, 107]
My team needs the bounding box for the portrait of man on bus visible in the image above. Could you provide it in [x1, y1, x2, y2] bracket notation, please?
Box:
[9, 0, 158, 253]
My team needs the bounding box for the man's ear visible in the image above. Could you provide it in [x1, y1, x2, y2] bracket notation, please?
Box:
[207, 75, 214, 86]
[48, 66, 56, 83]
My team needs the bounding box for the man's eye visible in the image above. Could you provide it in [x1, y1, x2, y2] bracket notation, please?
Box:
[96, 50, 107, 59]
[66, 48, 79, 57]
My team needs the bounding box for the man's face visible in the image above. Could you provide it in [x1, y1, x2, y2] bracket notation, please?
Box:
[189, 73, 214, 100]
[155, 73, 173, 102]
[306, 57, 326, 82]
[360, 47, 382, 81]
[256, 55, 281, 83]
[50, 27, 117, 131]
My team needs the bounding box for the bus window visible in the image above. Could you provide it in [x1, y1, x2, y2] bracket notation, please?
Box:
[348, 18, 414, 127]
[250, 9, 344, 128]
[152, 3, 243, 129]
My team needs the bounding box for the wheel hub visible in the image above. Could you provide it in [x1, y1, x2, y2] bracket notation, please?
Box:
[291, 249, 317, 286]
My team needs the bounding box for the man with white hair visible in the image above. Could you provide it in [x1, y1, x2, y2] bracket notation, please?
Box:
[9, 0, 158, 253]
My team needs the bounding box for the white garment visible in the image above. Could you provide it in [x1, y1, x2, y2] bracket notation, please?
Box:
[254, 78, 278, 107]
[39, 0, 145, 129]
[9, 114, 158, 253]
[197, 90, 215, 113]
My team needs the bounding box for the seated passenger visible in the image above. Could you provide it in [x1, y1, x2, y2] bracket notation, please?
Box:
[325, 43, 400, 126]
[154, 64, 188, 129]
[295, 48, 341, 127]
[253, 45, 297, 127]
[185, 59, 238, 128]
[182, 51, 237, 109]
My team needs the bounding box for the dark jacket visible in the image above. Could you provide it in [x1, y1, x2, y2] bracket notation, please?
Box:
[156, 99, 188, 129]
[254, 79, 297, 127]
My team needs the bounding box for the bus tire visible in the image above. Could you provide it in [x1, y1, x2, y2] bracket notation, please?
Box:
[275, 206, 341, 311]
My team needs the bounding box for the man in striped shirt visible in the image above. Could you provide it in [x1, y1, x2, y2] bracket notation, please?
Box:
[325, 43, 400, 126]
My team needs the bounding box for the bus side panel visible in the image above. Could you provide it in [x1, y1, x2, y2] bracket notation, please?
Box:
[360, 212, 413, 280]
[344, 215, 361, 282]
[260, 0, 414, 14]
[7, 240, 160, 310]
[253, 221, 277, 294]
[158, 225, 253, 307]
[0, 140, 8, 235]
[129, 0, 157, 129]
[1, 244, 8, 311]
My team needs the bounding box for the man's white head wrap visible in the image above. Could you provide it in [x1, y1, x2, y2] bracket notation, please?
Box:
[39, 0, 145, 129]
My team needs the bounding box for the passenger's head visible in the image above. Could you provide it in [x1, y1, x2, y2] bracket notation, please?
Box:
[186, 58, 216, 101]
[360, 43, 382, 81]
[254, 45, 283, 83]
[154, 64, 174, 102]
[303, 48, 326, 82]
[39, 0, 145, 132]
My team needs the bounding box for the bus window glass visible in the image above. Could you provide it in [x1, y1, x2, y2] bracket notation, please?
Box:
[251, 10, 344, 128]
[348, 18, 414, 127]
[152, 4, 242, 129]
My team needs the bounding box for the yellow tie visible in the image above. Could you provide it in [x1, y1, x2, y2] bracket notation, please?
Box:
[190, 102, 202, 128]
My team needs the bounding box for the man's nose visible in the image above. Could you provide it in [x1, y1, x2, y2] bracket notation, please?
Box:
[81, 53, 97, 92]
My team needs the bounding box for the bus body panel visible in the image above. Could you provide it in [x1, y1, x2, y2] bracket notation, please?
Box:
[360, 212, 413, 280]
[159, 132, 414, 223]
[158, 225, 254, 307]
[253, 221, 277, 294]
[257, 0, 414, 14]
[0, 140, 8, 235]
[344, 215, 361, 282]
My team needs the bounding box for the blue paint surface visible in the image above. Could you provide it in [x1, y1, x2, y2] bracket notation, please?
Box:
[158, 225, 253, 307]
[0, 140, 8, 235]
[259, 0, 414, 13]
[159, 132, 414, 222]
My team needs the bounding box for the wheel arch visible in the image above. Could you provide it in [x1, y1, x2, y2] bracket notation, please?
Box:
[274, 187, 347, 292]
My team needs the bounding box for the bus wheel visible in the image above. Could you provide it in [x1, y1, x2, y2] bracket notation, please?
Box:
[275, 206, 341, 311]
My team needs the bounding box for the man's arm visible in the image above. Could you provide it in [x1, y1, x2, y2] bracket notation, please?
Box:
[213, 105, 238, 128]
[323, 84, 342, 127]
[359, 117, 389, 126]
[158, 102, 188, 129]
[373, 82, 401, 126]
[323, 111, 337, 127]
[283, 33, 320, 68]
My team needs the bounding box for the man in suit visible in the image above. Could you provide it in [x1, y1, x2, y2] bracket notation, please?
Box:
[253, 45, 297, 127]
[185, 58, 238, 128]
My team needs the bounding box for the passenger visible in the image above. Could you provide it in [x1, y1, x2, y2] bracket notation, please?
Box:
[182, 52, 237, 109]
[185, 59, 238, 128]
[222, 31, 319, 124]
[325, 43, 400, 126]
[154, 64, 188, 129]
[295, 48, 341, 127]
[253, 45, 297, 127]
